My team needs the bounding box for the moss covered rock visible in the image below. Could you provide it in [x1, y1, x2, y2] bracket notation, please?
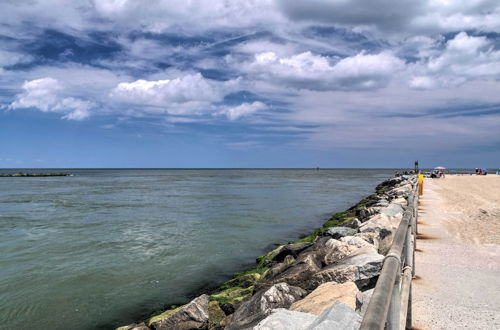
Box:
[208, 301, 226, 330]
[210, 286, 254, 306]
[147, 294, 209, 330]
[220, 272, 261, 290]
[256, 245, 284, 267]
[115, 323, 149, 330]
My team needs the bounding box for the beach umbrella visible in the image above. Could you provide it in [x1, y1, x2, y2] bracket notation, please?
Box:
[435, 166, 446, 170]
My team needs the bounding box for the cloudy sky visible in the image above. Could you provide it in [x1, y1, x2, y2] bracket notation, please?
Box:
[1, 0, 499, 168]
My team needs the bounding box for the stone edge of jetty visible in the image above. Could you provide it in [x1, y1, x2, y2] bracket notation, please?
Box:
[117, 175, 417, 330]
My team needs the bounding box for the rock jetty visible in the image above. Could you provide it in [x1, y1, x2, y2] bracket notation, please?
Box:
[0, 173, 71, 177]
[117, 175, 416, 330]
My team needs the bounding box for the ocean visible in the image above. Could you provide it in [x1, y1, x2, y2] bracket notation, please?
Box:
[0, 169, 394, 329]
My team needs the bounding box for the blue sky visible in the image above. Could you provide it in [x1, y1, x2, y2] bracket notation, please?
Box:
[1, 0, 499, 168]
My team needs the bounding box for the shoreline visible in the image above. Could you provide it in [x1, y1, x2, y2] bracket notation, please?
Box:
[116, 175, 408, 330]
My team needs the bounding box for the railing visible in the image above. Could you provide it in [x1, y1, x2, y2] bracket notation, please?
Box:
[360, 178, 418, 330]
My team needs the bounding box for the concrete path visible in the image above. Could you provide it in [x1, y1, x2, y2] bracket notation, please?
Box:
[413, 176, 500, 329]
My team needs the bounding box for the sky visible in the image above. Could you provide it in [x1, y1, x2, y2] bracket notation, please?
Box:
[0, 0, 499, 168]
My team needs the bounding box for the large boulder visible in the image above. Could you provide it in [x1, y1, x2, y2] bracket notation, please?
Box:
[262, 255, 295, 279]
[148, 294, 209, 330]
[311, 247, 384, 289]
[359, 213, 399, 254]
[227, 283, 306, 329]
[355, 232, 380, 251]
[322, 239, 352, 266]
[387, 185, 412, 199]
[380, 203, 404, 218]
[323, 236, 375, 266]
[273, 242, 313, 263]
[253, 308, 316, 330]
[208, 301, 226, 330]
[356, 288, 374, 318]
[305, 302, 361, 330]
[390, 197, 408, 206]
[290, 282, 359, 315]
[258, 252, 322, 291]
[342, 218, 362, 229]
[323, 226, 357, 239]
[357, 207, 381, 222]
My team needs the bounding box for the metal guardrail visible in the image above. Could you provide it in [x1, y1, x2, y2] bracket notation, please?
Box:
[360, 178, 419, 330]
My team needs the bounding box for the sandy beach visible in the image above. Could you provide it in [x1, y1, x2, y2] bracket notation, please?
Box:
[413, 175, 500, 329]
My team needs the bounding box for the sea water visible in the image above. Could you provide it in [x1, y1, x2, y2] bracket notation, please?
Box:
[0, 169, 394, 329]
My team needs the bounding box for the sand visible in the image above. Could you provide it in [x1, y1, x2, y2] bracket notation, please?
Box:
[412, 175, 500, 329]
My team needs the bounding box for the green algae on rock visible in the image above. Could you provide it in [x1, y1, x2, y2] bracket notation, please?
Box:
[210, 286, 254, 306]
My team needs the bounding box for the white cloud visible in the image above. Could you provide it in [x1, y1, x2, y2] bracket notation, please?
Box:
[218, 101, 267, 120]
[0, 0, 499, 158]
[9, 77, 94, 120]
[10, 78, 61, 111]
[409, 76, 437, 90]
[446, 32, 490, 53]
[275, 79, 500, 151]
[409, 32, 500, 89]
[53, 97, 93, 120]
[241, 51, 405, 90]
[110, 73, 240, 115]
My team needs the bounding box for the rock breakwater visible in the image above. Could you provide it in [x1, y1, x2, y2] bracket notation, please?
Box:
[117, 175, 416, 330]
[0, 172, 71, 177]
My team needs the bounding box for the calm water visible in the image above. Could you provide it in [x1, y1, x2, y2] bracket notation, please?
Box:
[0, 169, 394, 329]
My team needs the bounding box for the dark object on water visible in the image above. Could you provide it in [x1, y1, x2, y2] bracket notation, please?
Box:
[0, 173, 71, 177]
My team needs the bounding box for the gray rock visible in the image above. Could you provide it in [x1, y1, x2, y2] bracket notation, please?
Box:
[322, 237, 376, 266]
[273, 242, 313, 262]
[322, 239, 352, 266]
[342, 218, 362, 229]
[380, 203, 404, 218]
[358, 207, 381, 222]
[312, 247, 384, 288]
[253, 308, 316, 330]
[263, 255, 296, 279]
[359, 213, 399, 254]
[306, 302, 361, 330]
[375, 199, 389, 207]
[228, 283, 307, 329]
[355, 232, 380, 250]
[324, 226, 357, 239]
[258, 252, 322, 291]
[340, 236, 374, 250]
[148, 294, 209, 330]
[356, 288, 374, 318]
[303, 237, 331, 254]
